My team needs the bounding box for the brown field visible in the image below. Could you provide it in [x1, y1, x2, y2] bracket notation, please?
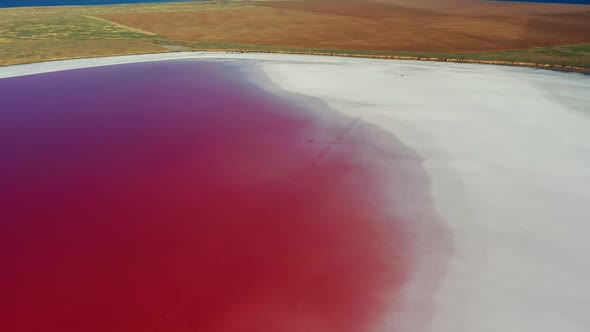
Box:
[99, 0, 590, 53]
[0, 0, 589, 69]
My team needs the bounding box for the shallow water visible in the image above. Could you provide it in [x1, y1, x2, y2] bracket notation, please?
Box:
[0, 60, 426, 332]
[493, 0, 590, 4]
[2, 0, 589, 7]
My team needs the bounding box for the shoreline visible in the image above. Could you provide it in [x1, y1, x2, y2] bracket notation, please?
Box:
[1, 50, 589, 78]
[221, 49, 590, 74]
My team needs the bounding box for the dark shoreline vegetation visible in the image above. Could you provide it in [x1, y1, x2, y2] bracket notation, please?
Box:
[0, 1, 589, 72]
[3, 40, 589, 73]
[2, 35, 589, 72]
[154, 40, 590, 71]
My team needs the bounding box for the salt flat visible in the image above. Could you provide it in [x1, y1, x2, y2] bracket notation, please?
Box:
[1, 53, 589, 332]
[249, 54, 590, 332]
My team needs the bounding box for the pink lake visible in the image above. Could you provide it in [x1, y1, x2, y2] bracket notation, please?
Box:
[0, 60, 435, 332]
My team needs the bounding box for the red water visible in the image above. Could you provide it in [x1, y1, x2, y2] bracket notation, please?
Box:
[0, 61, 414, 332]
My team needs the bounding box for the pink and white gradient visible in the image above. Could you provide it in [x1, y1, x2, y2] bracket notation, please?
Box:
[1, 53, 589, 332]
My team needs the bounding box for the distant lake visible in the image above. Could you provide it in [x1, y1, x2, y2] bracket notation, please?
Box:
[493, 0, 590, 3]
[0, 0, 197, 8]
[2, 0, 590, 7]
[2, 0, 588, 7]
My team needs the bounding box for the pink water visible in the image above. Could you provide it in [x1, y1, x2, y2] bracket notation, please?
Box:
[0, 60, 420, 332]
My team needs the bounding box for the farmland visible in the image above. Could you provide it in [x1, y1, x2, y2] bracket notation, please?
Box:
[1, 0, 589, 69]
